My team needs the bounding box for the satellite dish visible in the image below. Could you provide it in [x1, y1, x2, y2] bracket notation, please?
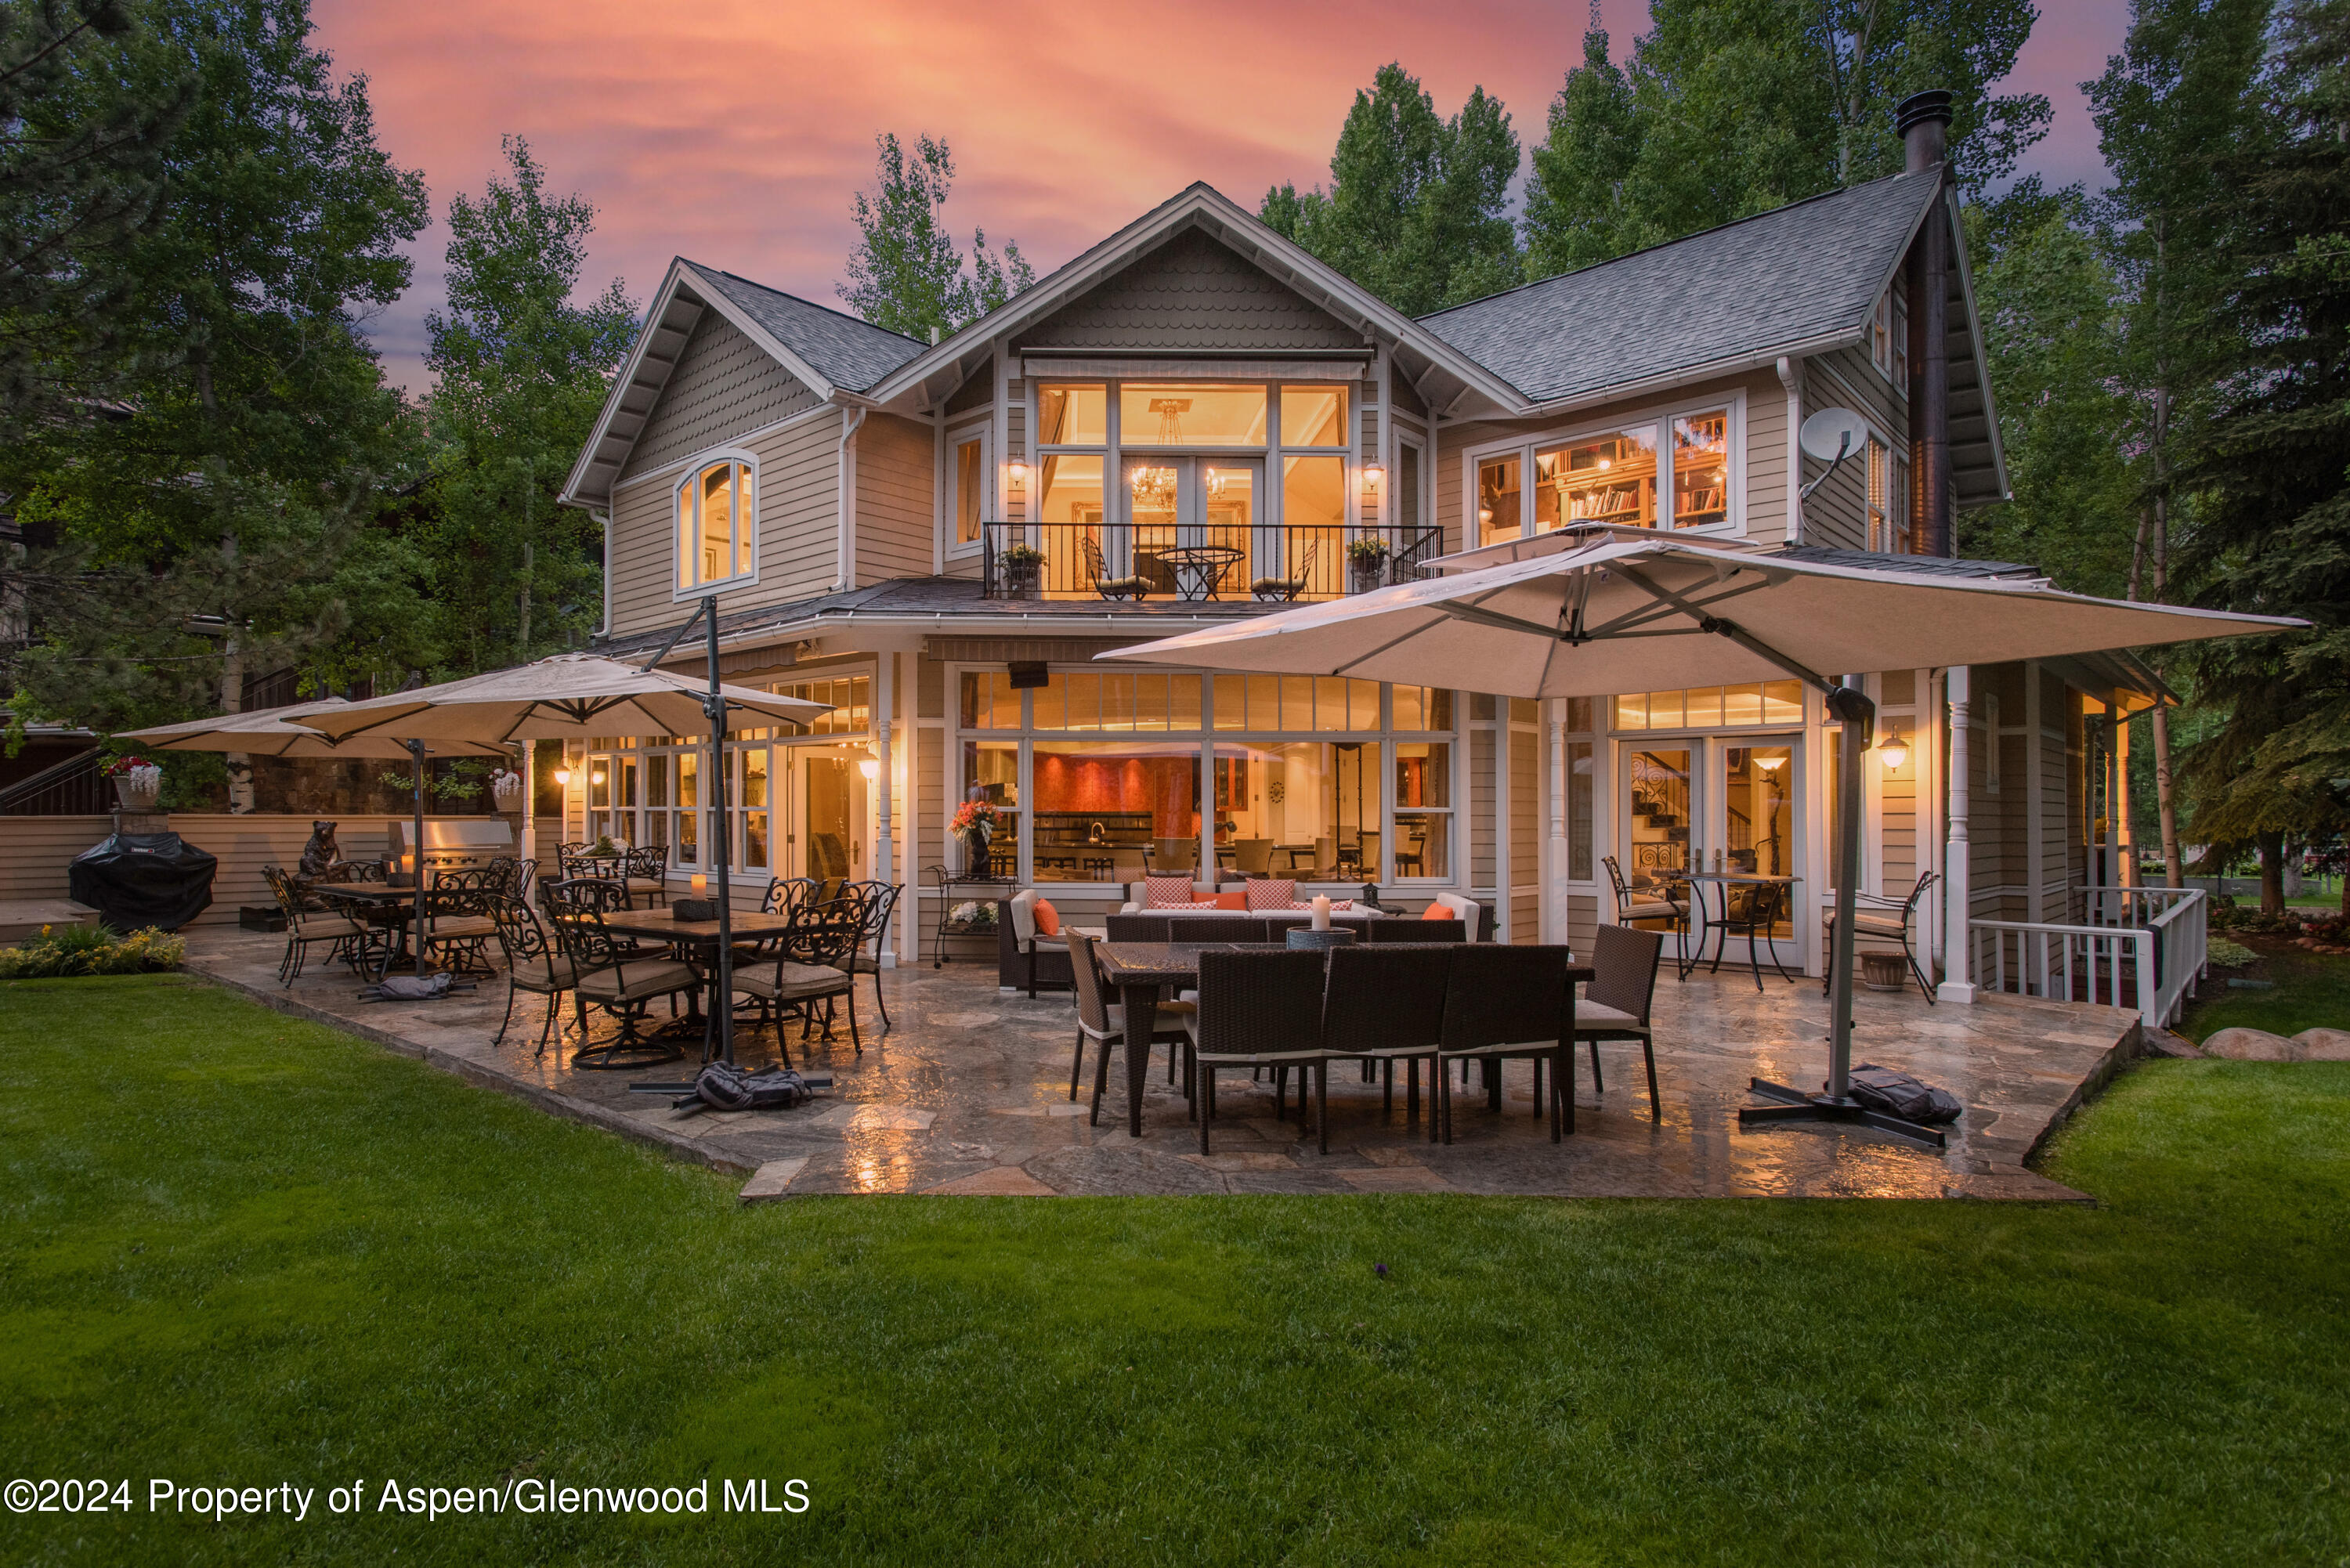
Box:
[1799, 407, 1868, 464]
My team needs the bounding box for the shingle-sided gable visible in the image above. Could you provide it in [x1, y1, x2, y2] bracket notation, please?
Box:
[1016, 226, 1362, 352]
[1418, 170, 1942, 405]
[620, 312, 822, 483]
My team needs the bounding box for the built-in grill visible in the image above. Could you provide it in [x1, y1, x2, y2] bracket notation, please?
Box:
[384, 818, 515, 869]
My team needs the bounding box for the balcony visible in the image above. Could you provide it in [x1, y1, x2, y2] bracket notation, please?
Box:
[979, 521, 1446, 604]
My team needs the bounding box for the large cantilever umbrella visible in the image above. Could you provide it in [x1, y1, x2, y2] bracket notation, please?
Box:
[1104, 526, 2300, 1142]
[293, 652, 832, 1056]
[122, 698, 513, 758]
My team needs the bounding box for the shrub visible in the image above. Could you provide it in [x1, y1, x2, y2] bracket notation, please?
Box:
[0, 924, 186, 979]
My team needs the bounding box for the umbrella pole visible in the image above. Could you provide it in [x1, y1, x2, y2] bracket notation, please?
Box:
[410, 737, 429, 979]
[1739, 684, 1945, 1147]
[703, 605, 736, 1065]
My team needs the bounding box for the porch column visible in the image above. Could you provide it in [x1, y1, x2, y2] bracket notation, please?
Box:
[1546, 699, 1569, 946]
[1939, 666, 1977, 1003]
[519, 740, 535, 871]
[876, 650, 896, 967]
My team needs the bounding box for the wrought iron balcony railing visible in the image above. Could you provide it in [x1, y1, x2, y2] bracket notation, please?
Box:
[978, 521, 1446, 603]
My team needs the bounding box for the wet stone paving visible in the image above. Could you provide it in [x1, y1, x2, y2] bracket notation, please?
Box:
[183, 930, 2139, 1202]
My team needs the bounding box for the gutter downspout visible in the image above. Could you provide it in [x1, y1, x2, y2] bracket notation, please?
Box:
[837, 405, 867, 592]
[1775, 356, 1803, 545]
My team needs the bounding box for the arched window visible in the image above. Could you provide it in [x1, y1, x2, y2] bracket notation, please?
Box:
[675, 458, 755, 594]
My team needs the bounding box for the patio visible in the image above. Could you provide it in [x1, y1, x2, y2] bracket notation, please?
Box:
[178, 927, 2141, 1201]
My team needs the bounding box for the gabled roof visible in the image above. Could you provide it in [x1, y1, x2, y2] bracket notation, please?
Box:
[683, 262, 924, 392]
[1416, 170, 1944, 406]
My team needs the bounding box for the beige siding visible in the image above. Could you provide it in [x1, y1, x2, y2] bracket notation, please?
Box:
[1796, 348, 1906, 552]
[1508, 710, 1541, 943]
[607, 410, 843, 639]
[855, 412, 936, 586]
[1015, 228, 1359, 352]
[1470, 724, 1496, 887]
[0, 814, 552, 927]
[619, 314, 819, 484]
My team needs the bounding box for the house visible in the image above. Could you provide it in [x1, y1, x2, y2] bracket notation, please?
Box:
[554, 96, 2152, 995]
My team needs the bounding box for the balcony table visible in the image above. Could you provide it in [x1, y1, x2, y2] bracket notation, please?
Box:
[1155, 543, 1244, 601]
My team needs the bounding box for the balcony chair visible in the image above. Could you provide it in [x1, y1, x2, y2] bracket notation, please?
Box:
[1083, 534, 1149, 601]
[1249, 538, 1318, 602]
[1821, 870, 1940, 1003]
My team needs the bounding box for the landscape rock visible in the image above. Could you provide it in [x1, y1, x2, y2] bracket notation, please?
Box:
[2200, 1028, 2301, 1061]
[2290, 1028, 2350, 1061]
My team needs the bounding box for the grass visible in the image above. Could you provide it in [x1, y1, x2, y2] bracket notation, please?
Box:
[4, 975, 2347, 1567]
[2182, 934, 2350, 1042]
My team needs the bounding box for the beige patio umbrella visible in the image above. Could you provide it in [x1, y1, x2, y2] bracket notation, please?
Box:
[1104, 526, 2300, 1142]
[289, 649, 833, 1054]
[121, 698, 513, 758]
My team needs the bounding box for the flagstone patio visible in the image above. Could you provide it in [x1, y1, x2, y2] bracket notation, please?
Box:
[179, 930, 2142, 1201]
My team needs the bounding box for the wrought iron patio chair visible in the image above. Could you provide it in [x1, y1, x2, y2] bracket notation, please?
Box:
[541, 876, 698, 1069]
[423, 866, 501, 977]
[1184, 948, 1330, 1154]
[1821, 870, 1940, 1003]
[732, 902, 862, 1062]
[484, 893, 579, 1055]
[621, 843, 670, 909]
[262, 864, 381, 986]
[1701, 877, 1795, 990]
[1433, 945, 1580, 1145]
[837, 880, 903, 1028]
[1604, 854, 1688, 965]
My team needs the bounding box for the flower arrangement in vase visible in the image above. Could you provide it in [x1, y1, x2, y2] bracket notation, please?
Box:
[950, 800, 1000, 875]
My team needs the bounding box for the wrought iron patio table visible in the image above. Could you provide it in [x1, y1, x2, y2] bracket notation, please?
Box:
[1156, 544, 1243, 601]
[315, 883, 418, 974]
[599, 909, 808, 1059]
[1676, 872, 1801, 988]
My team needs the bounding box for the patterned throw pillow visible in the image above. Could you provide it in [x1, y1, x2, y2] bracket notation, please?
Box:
[1146, 874, 1198, 909]
[1246, 879, 1298, 912]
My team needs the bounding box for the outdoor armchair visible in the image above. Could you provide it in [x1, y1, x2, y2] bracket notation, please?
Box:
[620, 844, 670, 909]
[541, 877, 699, 1069]
[484, 893, 580, 1056]
[1434, 945, 1581, 1145]
[1821, 871, 1940, 1003]
[424, 866, 501, 977]
[1320, 942, 1452, 1128]
[1006, 887, 1068, 999]
[1572, 925, 1665, 1121]
[1067, 931, 1196, 1127]
[732, 905, 862, 1060]
[263, 864, 381, 986]
[1184, 948, 1330, 1154]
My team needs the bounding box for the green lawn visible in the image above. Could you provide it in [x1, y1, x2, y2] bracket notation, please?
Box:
[4, 976, 2345, 1566]
[2182, 934, 2350, 1042]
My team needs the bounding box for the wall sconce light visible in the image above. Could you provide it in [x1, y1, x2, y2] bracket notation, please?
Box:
[1755, 753, 1787, 774]
[1878, 731, 1910, 771]
[553, 764, 572, 786]
[857, 746, 881, 782]
[1361, 461, 1385, 496]
[1007, 460, 1029, 487]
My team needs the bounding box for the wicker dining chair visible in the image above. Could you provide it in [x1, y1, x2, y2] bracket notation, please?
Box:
[1184, 948, 1330, 1154]
[484, 893, 579, 1055]
[1566, 924, 1665, 1121]
[540, 877, 699, 1069]
[1433, 945, 1581, 1144]
[1068, 931, 1197, 1127]
[1320, 942, 1453, 1128]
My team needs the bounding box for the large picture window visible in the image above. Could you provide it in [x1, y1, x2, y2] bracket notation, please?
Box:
[1473, 400, 1740, 547]
[674, 458, 755, 594]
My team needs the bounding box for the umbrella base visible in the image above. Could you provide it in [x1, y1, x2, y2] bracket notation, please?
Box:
[1736, 1077, 1947, 1149]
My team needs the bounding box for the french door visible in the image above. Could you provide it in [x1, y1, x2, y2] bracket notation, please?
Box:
[1120, 456, 1264, 595]
[779, 747, 866, 883]
[1621, 735, 1803, 960]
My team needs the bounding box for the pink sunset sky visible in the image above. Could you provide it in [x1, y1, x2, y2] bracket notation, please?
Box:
[313, 0, 2130, 392]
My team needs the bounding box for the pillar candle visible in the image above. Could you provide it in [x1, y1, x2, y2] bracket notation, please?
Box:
[690, 873, 708, 895]
[1311, 894, 1332, 930]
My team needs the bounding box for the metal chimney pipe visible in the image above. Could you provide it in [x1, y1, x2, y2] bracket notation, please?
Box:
[1897, 90, 1954, 556]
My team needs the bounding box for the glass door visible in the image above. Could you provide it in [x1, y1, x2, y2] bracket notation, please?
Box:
[786, 749, 866, 887]
[1707, 739, 1800, 956]
[1622, 744, 1694, 904]
[1123, 457, 1261, 599]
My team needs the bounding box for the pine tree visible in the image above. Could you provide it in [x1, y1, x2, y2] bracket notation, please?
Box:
[837, 133, 1032, 341]
[423, 136, 637, 673]
[2175, 0, 2350, 914]
[1258, 63, 1522, 315]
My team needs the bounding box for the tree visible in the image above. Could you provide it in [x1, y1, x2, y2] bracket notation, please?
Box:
[2174, 0, 2350, 915]
[0, 0, 435, 797]
[2089, 0, 2277, 888]
[1522, 3, 2048, 279]
[422, 136, 636, 674]
[837, 132, 1032, 341]
[1258, 63, 1522, 315]
[0, 0, 195, 439]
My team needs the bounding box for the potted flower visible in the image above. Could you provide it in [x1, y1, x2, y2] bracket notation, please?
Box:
[951, 800, 999, 875]
[102, 753, 163, 811]
[1347, 537, 1391, 594]
[490, 767, 522, 807]
[1000, 543, 1046, 600]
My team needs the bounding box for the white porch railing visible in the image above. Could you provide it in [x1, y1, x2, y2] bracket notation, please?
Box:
[1967, 884, 2207, 1027]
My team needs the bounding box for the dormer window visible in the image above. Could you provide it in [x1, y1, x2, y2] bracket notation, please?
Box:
[675, 457, 755, 595]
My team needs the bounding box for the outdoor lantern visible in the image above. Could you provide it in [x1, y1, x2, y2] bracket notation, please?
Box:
[1362, 461, 1385, 495]
[1878, 731, 1910, 771]
[591, 766, 606, 785]
[553, 761, 571, 786]
[857, 746, 881, 782]
[1007, 459, 1029, 486]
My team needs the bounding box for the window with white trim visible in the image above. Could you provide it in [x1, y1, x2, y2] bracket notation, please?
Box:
[949, 428, 988, 552]
[1866, 435, 1910, 553]
[674, 457, 756, 595]
[1872, 286, 1910, 392]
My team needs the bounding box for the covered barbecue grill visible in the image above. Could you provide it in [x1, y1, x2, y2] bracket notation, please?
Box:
[67, 832, 218, 932]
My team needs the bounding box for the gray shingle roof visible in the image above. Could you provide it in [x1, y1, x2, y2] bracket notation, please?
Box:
[1415, 170, 1943, 404]
[683, 262, 925, 393]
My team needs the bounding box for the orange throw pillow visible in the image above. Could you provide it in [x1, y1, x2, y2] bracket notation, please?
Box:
[1421, 902, 1453, 920]
[1213, 888, 1248, 910]
[1032, 898, 1061, 937]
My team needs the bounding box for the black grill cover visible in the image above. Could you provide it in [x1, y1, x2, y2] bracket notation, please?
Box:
[67, 832, 218, 932]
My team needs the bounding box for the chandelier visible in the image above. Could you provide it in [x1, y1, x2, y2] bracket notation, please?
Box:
[1145, 396, 1191, 443]
[1130, 464, 1176, 511]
